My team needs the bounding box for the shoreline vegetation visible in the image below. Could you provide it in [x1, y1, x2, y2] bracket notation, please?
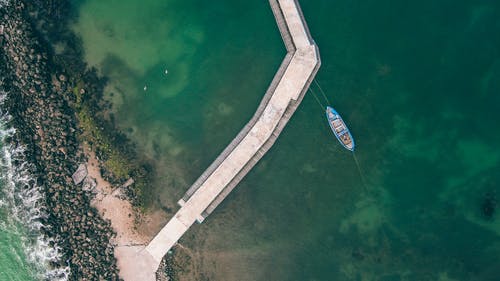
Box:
[0, 0, 177, 279]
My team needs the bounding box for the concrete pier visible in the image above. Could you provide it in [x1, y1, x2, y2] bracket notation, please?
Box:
[122, 0, 320, 279]
[147, 0, 320, 267]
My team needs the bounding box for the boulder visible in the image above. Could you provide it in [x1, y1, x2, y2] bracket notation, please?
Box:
[82, 176, 97, 192]
[72, 164, 87, 184]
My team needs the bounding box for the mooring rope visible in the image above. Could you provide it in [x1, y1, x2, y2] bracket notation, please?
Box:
[314, 79, 331, 106]
[309, 87, 326, 111]
[352, 152, 369, 191]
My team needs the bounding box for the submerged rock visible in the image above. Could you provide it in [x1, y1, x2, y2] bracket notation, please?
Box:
[481, 191, 497, 220]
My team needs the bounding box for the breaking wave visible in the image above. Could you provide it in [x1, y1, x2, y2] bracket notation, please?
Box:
[0, 90, 70, 280]
[0, 0, 10, 8]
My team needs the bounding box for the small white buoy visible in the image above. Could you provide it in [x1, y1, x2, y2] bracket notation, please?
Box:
[143, 85, 147, 91]
[164, 69, 168, 75]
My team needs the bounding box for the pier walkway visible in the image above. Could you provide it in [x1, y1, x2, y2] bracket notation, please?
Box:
[120, 0, 320, 279]
[146, 0, 320, 270]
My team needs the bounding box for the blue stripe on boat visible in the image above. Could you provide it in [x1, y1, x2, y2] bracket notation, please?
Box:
[325, 106, 355, 151]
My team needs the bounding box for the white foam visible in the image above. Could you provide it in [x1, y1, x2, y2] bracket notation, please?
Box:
[0, 0, 10, 8]
[0, 89, 70, 280]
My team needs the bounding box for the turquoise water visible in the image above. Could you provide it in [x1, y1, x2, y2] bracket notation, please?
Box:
[73, 0, 500, 280]
[72, 0, 284, 208]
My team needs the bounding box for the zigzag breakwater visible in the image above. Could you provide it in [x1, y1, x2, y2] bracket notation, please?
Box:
[117, 0, 321, 279]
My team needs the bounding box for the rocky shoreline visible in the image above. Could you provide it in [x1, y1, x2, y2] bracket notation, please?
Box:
[0, 1, 119, 279]
[0, 0, 185, 278]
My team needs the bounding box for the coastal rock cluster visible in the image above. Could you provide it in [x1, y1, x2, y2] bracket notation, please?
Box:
[0, 2, 119, 279]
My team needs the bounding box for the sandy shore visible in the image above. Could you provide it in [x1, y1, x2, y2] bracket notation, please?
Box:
[84, 145, 167, 279]
[85, 145, 148, 245]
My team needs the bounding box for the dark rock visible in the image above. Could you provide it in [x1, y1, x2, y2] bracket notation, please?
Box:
[481, 191, 497, 219]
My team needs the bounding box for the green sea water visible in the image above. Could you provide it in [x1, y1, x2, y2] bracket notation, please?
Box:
[0, 141, 38, 281]
[72, 0, 500, 280]
[0, 205, 36, 281]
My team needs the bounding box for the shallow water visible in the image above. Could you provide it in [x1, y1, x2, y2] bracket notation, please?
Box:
[73, 0, 500, 280]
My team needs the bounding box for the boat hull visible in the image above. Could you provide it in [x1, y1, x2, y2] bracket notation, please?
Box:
[325, 106, 355, 151]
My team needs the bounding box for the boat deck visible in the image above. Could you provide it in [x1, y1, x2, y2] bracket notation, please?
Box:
[327, 107, 354, 151]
